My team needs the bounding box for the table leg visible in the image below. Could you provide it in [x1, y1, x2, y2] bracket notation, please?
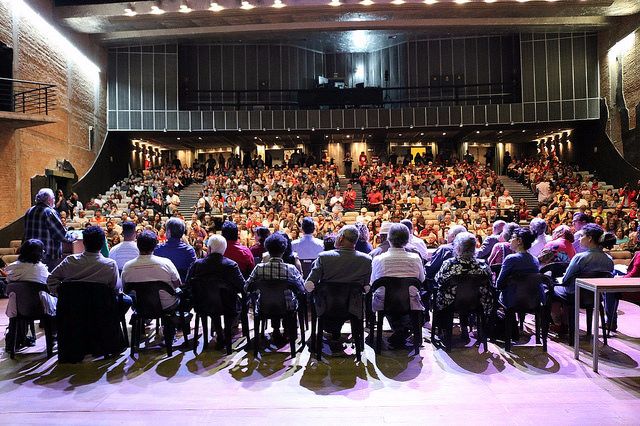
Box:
[574, 285, 580, 359]
[592, 289, 599, 373]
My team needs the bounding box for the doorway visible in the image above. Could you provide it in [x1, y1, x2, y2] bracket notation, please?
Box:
[0, 42, 13, 112]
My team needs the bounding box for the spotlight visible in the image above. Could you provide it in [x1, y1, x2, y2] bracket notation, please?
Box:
[240, 1, 255, 10]
[391, 0, 405, 4]
[150, 2, 165, 14]
[454, 0, 469, 3]
[423, 0, 437, 4]
[329, 0, 342, 6]
[272, 0, 286, 8]
[360, 0, 374, 4]
[124, 3, 137, 16]
[209, 2, 225, 11]
[179, 0, 192, 13]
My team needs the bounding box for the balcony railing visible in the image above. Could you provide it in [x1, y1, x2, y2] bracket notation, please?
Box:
[181, 82, 520, 111]
[0, 77, 56, 115]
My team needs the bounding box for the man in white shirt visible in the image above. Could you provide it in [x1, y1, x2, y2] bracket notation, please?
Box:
[330, 190, 344, 214]
[165, 189, 181, 215]
[292, 217, 325, 277]
[109, 221, 140, 272]
[370, 224, 425, 348]
[497, 190, 514, 209]
[122, 230, 182, 310]
[536, 180, 551, 203]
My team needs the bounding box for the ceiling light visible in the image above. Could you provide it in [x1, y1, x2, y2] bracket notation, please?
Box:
[346, 135, 351, 138]
[423, 0, 437, 4]
[150, 3, 165, 14]
[179, 1, 192, 13]
[454, 0, 469, 3]
[484, 0, 496, 3]
[209, 2, 225, 11]
[360, 0, 374, 4]
[442, 132, 447, 136]
[241, 1, 255, 10]
[391, 0, 405, 4]
[124, 4, 137, 16]
[329, 0, 342, 6]
[272, 0, 286, 8]
[420, 132, 424, 136]
[516, 0, 529, 2]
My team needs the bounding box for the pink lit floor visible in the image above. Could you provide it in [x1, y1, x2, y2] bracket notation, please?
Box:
[1, 299, 639, 425]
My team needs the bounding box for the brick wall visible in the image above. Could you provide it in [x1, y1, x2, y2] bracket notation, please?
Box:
[0, 0, 107, 228]
[599, 20, 640, 155]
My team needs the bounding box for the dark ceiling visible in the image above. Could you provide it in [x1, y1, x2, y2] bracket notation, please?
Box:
[53, 0, 640, 50]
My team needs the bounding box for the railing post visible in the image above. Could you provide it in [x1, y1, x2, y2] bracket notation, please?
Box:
[45, 87, 48, 115]
[22, 92, 25, 113]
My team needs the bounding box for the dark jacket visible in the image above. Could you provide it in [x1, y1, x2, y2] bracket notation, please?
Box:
[185, 253, 246, 295]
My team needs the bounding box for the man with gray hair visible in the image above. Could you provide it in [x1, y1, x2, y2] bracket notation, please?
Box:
[528, 217, 550, 257]
[24, 188, 74, 269]
[476, 219, 506, 260]
[400, 218, 430, 262]
[185, 234, 246, 346]
[154, 217, 196, 282]
[370, 224, 425, 348]
[305, 225, 372, 338]
[425, 224, 467, 280]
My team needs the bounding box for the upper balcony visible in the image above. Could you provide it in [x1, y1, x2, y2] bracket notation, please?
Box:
[0, 78, 58, 129]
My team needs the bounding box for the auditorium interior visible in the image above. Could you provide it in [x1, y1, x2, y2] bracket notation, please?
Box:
[1, 0, 640, 424]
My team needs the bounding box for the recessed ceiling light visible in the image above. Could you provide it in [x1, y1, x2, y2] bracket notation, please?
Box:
[522, 130, 526, 132]
[391, 0, 405, 4]
[454, 0, 469, 4]
[272, 0, 286, 8]
[254, 136, 258, 139]
[360, 0, 374, 5]
[240, 1, 255, 10]
[484, 0, 496, 3]
[150, 3, 165, 14]
[329, 0, 342, 6]
[346, 135, 351, 138]
[499, 130, 503, 134]
[476, 130, 480, 134]
[209, 2, 224, 11]
[179, 1, 192, 13]
[198, 136, 202, 140]
[296, 135, 300, 139]
[276, 136, 280, 139]
[124, 4, 137, 16]
[177, 137, 181, 140]
[442, 132, 447, 136]
[420, 132, 424, 136]
[423, 0, 438, 4]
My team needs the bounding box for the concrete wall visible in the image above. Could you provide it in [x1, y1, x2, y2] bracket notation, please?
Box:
[0, 0, 107, 227]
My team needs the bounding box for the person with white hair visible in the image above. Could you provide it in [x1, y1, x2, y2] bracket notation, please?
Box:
[425, 224, 468, 280]
[24, 188, 74, 269]
[477, 220, 506, 260]
[528, 217, 550, 257]
[154, 217, 197, 282]
[185, 234, 247, 346]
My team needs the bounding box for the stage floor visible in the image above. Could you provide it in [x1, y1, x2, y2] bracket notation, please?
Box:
[1, 298, 639, 425]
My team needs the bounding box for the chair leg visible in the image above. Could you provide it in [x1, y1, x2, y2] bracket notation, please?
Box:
[202, 315, 209, 350]
[288, 314, 297, 359]
[163, 317, 174, 357]
[253, 314, 260, 357]
[430, 310, 437, 344]
[505, 309, 513, 352]
[542, 306, 549, 352]
[130, 315, 138, 355]
[480, 313, 488, 353]
[566, 300, 575, 346]
[224, 315, 233, 355]
[309, 308, 317, 351]
[375, 312, 384, 354]
[353, 317, 362, 361]
[29, 320, 36, 339]
[534, 311, 541, 345]
[193, 314, 200, 355]
[316, 317, 323, 361]
[598, 301, 607, 346]
[7, 318, 17, 359]
[298, 309, 306, 350]
[121, 316, 129, 348]
[444, 311, 453, 353]
[180, 311, 190, 346]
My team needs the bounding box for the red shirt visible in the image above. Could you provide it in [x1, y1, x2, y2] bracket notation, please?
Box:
[224, 240, 256, 278]
[368, 191, 383, 205]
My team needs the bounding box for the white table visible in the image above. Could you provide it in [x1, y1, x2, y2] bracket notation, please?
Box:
[574, 278, 640, 372]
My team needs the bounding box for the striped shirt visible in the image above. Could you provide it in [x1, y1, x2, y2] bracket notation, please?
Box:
[245, 257, 305, 294]
[370, 247, 425, 284]
[24, 202, 69, 262]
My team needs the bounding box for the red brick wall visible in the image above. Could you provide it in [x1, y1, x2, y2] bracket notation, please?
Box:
[599, 21, 640, 154]
[0, 0, 107, 228]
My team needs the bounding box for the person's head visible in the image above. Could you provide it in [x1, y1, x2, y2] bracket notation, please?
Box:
[35, 188, 55, 207]
[354, 221, 369, 242]
[17, 239, 45, 264]
[121, 221, 136, 241]
[137, 230, 158, 254]
[529, 218, 547, 238]
[165, 217, 185, 239]
[446, 224, 467, 244]
[323, 235, 336, 251]
[221, 220, 239, 241]
[388, 223, 410, 248]
[255, 226, 271, 244]
[301, 217, 316, 235]
[400, 218, 413, 232]
[500, 222, 520, 242]
[83, 226, 105, 253]
[264, 232, 288, 258]
[572, 212, 590, 231]
[492, 220, 506, 235]
[552, 224, 575, 243]
[580, 224, 616, 250]
[336, 225, 359, 249]
[206, 234, 227, 255]
[510, 228, 535, 252]
[453, 232, 477, 260]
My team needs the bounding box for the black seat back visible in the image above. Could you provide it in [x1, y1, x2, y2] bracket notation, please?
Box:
[576, 271, 613, 306]
[540, 262, 569, 278]
[445, 274, 491, 313]
[505, 273, 548, 311]
[190, 277, 237, 316]
[124, 281, 177, 317]
[251, 280, 295, 317]
[300, 259, 315, 279]
[371, 277, 422, 314]
[5, 281, 47, 318]
[315, 281, 364, 319]
[57, 281, 122, 362]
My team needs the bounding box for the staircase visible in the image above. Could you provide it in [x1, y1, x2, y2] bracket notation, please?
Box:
[339, 176, 364, 211]
[177, 183, 204, 217]
[500, 175, 539, 209]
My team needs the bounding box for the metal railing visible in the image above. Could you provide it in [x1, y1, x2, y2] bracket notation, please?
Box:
[181, 82, 520, 111]
[0, 77, 56, 115]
